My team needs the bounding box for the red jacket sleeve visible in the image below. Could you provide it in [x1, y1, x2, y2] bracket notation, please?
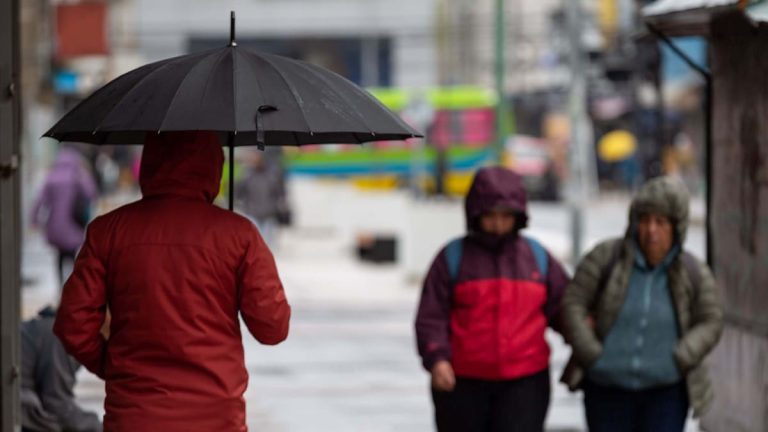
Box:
[237, 228, 291, 345]
[414, 248, 453, 372]
[53, 218, 108, 379]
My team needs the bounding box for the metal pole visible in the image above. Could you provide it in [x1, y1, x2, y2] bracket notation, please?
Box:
[566, 0, 587, 265]
[494, 0, 506, 163]
[0, 0, 21, 428]
[647, 24, 710, 77]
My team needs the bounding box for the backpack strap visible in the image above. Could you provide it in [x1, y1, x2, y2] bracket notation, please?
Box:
[523, 236, 558, 319]
[680, 251, 702, 294]
[444, 238, 464, 283]
[523, 236, 549, 277]
[588, 239, 624, 313]
[445, 236, 554, 284]
[598, 239, 623, 292]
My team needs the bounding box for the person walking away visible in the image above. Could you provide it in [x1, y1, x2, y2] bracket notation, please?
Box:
[561, 176, 723, 432]
[53, 131, 291, 432]
[21, 306, 102, 432]
[31, 146, 98, 285]
[415, 166, 570, 432]
[234, 148, 288, 248]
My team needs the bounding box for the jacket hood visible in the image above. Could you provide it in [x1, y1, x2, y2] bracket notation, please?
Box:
[628, 176, 690, 244]
[465, 166, 528, 232]
[139, 131, 223, 202]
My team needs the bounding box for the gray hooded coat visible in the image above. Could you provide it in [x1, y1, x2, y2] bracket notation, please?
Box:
[560, 177, 723, 417]
[21, 307, 102, 431]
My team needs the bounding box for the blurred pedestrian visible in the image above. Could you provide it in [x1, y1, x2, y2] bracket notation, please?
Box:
[561, 176, 723, 432]
[415, 166, 570, 432]
[31, 146, 98, 286]
[53, 131, 291, 431]
[234, 148, 288, 248]
[21, 306, 102, 432]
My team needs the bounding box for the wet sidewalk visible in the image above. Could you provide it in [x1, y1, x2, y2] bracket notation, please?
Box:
[22, 227, 585, 431]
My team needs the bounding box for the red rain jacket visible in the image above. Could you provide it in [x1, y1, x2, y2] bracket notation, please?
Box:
[415, 167, 568, 380]
[54, 132, 291, 431]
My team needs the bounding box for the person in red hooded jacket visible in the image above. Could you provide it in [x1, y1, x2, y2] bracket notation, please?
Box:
[53, 131, 291, 432]
[415, 166, 569, 432]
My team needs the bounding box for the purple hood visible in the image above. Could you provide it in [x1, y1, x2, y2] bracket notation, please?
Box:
[464, 166, 529, 232]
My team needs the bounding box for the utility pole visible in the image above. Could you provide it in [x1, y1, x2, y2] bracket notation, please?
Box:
[0, 0, 21, 428]
[565, 0, 595, 265]
[494, 0, 506, 163]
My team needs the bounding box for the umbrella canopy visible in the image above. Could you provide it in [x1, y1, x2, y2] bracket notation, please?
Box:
[44, 12, 421, 209]
[44, 46, 419, 146]
[45, 49, 418, 146]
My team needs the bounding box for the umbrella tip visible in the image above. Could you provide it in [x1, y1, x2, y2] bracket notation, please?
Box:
[229, 11, 237, 47]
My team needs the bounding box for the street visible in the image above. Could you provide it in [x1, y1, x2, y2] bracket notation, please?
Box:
[21, 178, 706, 431]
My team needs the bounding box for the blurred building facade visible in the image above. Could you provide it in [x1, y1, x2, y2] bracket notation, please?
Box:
[435, 0, 572, 92]
[135, 0, 436, 89]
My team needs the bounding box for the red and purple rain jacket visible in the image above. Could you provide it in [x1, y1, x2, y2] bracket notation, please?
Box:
[415, 167, 569, 380]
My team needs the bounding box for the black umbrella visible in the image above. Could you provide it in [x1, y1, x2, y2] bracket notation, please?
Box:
[44, 12, 421, 209]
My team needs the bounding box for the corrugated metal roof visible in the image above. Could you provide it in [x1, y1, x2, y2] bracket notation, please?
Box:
[643, 0, 738, 17]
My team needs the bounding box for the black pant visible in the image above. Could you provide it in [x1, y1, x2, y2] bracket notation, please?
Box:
[432, 369, 550, 432]
[583, 380, 689, 432]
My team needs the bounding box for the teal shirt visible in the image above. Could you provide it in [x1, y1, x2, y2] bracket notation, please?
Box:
[588, 243, 682, 389]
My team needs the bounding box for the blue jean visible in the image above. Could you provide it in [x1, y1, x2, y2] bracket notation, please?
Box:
[583, 380, 689, 432]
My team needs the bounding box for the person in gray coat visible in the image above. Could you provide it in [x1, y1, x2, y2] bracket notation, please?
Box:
[561, 176, 723, 432]
[234, 148, 288, 248]
[21, 306, 102, 432]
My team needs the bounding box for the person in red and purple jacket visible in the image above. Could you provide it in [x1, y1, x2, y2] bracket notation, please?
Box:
[415, 166, 569, 432]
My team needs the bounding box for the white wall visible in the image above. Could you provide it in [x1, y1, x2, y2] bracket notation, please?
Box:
[136, 0, 437, 88]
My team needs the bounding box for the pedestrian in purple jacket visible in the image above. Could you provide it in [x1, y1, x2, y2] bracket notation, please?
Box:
[415, 166, 569, 432]
[31, 146, 98, 285]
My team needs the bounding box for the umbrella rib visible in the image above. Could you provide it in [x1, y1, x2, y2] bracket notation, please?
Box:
[158, 49, 230, 133]
[47, 61, 162, 138]
[95, 51, 212, 136]
[89, 62, 169, 135]
[289, 59, 376, 137]
[256, 54, 313, 134]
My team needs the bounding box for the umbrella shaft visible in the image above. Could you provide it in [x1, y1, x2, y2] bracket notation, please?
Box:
[229, 139, 234, 211]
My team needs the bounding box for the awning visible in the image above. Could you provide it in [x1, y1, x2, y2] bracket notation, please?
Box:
[643, 0, 767, 35]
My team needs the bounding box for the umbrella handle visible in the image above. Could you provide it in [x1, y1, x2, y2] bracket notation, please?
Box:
[256, 105, 276, 150]
[256, 113, 265, 151]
